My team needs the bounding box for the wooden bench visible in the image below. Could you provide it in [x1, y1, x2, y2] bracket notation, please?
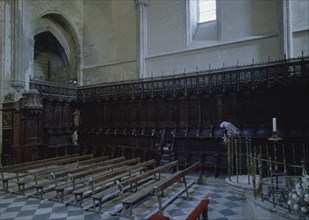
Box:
[121, 161, 201, 217]
[28, 154, 97, 182]
[87, 159, 160, 210]
[153, 161, 201, 215]
[34, 156, 127, 199]
[77, 155, 109, 166]
[12, 154, 93, 194]
[73, 165, 149, 206]
[0, 154, 79, 191]
[118, 160, 179, 194]
[54, 157, 142, 201]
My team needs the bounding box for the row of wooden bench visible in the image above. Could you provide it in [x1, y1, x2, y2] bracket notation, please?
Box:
[0, 153, 204, 218]
[0, 153, 93, 191]
[120, 161, 202, 217]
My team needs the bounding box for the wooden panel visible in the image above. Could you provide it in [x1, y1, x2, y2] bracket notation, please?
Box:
[188, 96, 199, 127]
[157, 99, 167, 127]
[167, 99, 177, 127]
[139, 101, 148, 127]
[147, 100, 157, 127]
[178, 97, 188, 127]
[62, 103, 72, 128]
[200, 95, 214, 127]
[54, 104, 62, 128]
[129, 101, 139, 127]
[44, 102, 54, 128]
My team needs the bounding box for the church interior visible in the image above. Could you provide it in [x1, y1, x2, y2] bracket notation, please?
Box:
[0, 0, 309, 219]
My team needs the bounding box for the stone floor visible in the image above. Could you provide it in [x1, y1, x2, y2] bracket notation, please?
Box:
[0, 171, 249, 220]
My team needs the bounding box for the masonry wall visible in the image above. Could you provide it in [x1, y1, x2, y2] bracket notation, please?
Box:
[82, 0, 137, 85]
[81, 0, 309, 85]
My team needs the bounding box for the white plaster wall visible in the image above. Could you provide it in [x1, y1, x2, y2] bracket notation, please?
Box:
[82, 0, 137, 85]
[220, 0, 278, 40]
[147, 0, 187, 55]
[292, 0, 309, 30]
[292, 0, 309, 57]
[145, 0, 281, 78]
[147, 36, 280, 76]
[80, 0, 307, 83]
[293, 31, 309, 57]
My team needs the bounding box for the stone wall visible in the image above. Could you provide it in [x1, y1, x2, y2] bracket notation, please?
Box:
[81, 0, 309, 85]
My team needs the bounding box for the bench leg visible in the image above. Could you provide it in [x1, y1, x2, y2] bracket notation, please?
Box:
[122, 204, 132, 217]
[18, 182, 25, 194]
[79, 195, 83, 206]
[183, 176, 189, 199]
[92, 198, 102, 212]
[36, 187, 43, 199]
[98, 200, 102, 212]
[2, 179, 8, 192]
[56, 189, 64, 202]
[92, 198, 97, 212]
[74, 193, 83, 206]
[157, 195, 163, 215]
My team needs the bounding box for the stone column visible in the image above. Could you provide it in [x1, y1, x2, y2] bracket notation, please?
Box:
[25, 38, 35, 91]
[278, 0, 293, 58]
[0, 0, 4, 166]
[10, 0, 25, 93]
[134, 0, 148, 79]
[77, 55, 84, 86]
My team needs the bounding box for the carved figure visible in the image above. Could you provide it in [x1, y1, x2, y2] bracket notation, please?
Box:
[72, 130, 78, 145]
[73, 109, 80, 127]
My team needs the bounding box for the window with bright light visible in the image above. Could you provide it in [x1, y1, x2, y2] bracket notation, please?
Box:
[198, 0, 216, 23]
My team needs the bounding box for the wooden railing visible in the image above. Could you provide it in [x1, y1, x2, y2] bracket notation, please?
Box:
[77, 56, 309, 102]
[30, 80, 77, 102]
[30, 56, 309, 103]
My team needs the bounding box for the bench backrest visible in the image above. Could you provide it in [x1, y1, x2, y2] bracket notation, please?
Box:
[155, 161, 200, 191]
[121, 160, 178, 187]
[0, 154, 79, 173]
[53, 156, 126, 178]
[13, 154, 93, 173]
[72, 157, 140, 180]
[78, 155, 109, 166]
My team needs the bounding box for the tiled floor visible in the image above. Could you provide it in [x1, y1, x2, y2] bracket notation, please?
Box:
[0, 172, 245, 220]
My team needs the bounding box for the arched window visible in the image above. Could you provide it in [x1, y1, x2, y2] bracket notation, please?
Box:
[198, 0, 216, 23]
[186, 0, 219, 44]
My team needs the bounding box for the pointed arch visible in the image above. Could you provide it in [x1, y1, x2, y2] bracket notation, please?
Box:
[32, 12, 82, 84]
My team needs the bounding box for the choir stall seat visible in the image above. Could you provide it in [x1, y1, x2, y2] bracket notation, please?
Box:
[240, 128, 253, 138]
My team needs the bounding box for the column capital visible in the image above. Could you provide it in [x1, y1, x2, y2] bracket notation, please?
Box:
[134, 0, 149, 9]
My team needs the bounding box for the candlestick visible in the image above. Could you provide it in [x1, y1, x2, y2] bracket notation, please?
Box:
[272, 118, 277, 132]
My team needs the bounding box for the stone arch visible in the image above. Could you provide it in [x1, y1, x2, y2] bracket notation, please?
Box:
[33, 12, 81, 84]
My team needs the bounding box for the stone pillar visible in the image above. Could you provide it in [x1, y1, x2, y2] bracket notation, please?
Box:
[283, 0, 293, 58]
[134, 0, 148, 79]
[0, 0, 4, 166]
[77, 55, 84, 86]
[10, 0, 25, 94]
[25, 38, 35, 91]
[278, 0, 293, 58]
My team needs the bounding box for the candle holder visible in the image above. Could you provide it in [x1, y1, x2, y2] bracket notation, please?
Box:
[268, 131, 282, 142]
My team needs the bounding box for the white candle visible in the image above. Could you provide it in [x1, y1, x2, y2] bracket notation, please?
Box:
[272, 117, 277, 132]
